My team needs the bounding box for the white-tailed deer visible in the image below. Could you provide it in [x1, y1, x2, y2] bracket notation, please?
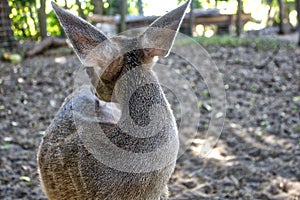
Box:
[37, 1, 191, 199]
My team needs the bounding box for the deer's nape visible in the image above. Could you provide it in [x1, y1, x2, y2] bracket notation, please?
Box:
[37, 1, 191, 199]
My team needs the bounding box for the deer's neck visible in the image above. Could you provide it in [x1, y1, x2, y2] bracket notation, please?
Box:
[117, 69, 171, 125]
[111, 71, 176, 153]
[100, 52, 178, 154]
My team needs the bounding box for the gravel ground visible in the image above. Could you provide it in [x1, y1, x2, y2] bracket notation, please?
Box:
[0, 40, 299, 199]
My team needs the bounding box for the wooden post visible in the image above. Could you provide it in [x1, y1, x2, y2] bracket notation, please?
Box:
[236, 0, 242, 36]
[93, 0, 103, 15]
[138, 0, 144, 16]
[188, 0, 194, 36]
[278, 0, 285, 34]
[296, 0, 300, 45]
[119, 0, 127, 32]
[38, 0, 47, 39]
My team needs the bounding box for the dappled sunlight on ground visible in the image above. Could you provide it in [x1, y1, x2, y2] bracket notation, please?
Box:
[0, 39, 299, 199]
[54, 56, 67, 64]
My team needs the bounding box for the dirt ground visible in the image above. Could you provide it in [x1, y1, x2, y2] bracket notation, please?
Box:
[0, 39, 299, 199]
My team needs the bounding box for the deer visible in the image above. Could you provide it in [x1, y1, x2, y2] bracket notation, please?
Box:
[37, 1, 191, 199]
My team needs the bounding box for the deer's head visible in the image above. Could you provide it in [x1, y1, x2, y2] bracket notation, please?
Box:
[52, 1, 191, 102]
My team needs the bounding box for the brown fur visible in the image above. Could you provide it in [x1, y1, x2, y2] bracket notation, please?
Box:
[37, 1, 191, 199]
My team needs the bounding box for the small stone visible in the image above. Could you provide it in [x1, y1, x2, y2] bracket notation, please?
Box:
[181, 180, 197, 189]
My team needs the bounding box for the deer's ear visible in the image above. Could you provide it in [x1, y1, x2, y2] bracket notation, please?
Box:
[140, 0, 191, 57]
[52, 2, 110, 63]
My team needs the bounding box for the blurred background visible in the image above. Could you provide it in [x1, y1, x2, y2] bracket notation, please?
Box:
[1, 0, 300, 49]
[0, 1, 299, 199]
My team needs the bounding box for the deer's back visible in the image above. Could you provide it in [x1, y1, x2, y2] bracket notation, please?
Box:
[37, 87, 174, 200]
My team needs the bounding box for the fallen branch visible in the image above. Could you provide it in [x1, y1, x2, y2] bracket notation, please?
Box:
[26, 37, 68, 57]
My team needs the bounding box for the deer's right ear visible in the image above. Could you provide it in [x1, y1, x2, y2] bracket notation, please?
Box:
[140, 0, 191, 57]
[52, 2, 111, 64]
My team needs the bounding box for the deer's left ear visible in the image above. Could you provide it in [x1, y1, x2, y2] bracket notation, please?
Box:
[140, 0, 191, 57]
[52, 1, 112, 64]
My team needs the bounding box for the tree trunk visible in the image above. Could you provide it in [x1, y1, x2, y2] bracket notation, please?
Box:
[236, 0, 242, 36]
[278, 0, 285, 34]
[188, 0, 194, 36]
[137, 0, 144, 15]
[93, 0, 103, 15]
[296, 0, 300, 45]
[38, 0, 47, 39]
[119, 0, 127, 32]
[64, 0, 68, 9]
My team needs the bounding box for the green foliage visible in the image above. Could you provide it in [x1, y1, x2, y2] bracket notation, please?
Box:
[0, 142, 10, 150]
[7, 0, 146, 39]
[9, 0, 39, 39]
[127, 0, 139, 15]
[194, 35, 294, 51]
[82, 0, 95, 16]
[6, 0, 299, 41]
[178, 0, 202, 8]
[19, 176, 33, 186]
[47, 10, 61, 37]
[103, 0, 121, 15]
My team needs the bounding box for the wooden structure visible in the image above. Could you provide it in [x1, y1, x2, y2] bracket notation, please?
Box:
[88, 15, 158, 29]
[186, 9, 251, 27]
[0, 0, 16, 49]
[88, 9, 252, 35]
